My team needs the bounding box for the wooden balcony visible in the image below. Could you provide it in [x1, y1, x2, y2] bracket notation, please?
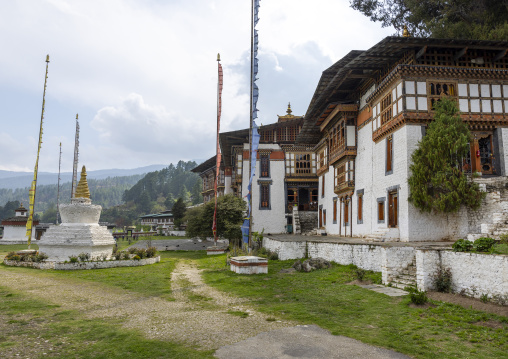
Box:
[334, 180, 355, 195]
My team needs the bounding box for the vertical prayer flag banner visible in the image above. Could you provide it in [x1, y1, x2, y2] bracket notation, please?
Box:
[243, 0, 261, 243]
[213, 61, 224, 244]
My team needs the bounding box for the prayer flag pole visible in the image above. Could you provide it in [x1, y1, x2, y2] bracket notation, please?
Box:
[212, 54, 223, 246]
[26, 55, 50, 249]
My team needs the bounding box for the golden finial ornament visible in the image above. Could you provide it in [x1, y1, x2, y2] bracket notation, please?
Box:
[402, 25, 410, 37]
[46, 54, 50, 63]
[217, 53, 221, 62]
[287, 102, 292, 115]
[74, 165, 91, 199]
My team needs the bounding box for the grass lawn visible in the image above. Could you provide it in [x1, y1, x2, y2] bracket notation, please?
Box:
[198, 254, 508, 359]
[0, 286, 213, 359]
[1, 248, 507, 358]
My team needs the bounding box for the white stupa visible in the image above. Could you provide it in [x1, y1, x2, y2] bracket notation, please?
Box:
[38, 166, 115, 261]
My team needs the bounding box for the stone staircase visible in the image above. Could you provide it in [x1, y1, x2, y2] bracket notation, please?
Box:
[299, 211, 318, 233]
[389, 256, 417, 289]
[365, 228, 390, 242]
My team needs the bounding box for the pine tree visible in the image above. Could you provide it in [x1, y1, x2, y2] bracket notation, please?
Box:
[408, 98, 485, 213]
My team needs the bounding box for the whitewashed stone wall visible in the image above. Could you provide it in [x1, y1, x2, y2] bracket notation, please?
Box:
[499, 128, 508, 175]
[263, 237, 306, 260]
[416, 249, 508, 300]
[308, 241, 382, 271]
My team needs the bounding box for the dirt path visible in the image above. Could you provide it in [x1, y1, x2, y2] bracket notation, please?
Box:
[0, 260, 293, 350]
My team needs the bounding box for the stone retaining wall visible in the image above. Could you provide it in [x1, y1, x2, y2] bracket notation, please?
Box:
[416, 250, 508, 301]
[3, 256, 160, 270]
[264, 236, 508, 301]
[307, 242, 382, 272]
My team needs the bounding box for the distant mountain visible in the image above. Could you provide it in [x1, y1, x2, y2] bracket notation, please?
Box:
[0, 164, 168, 190]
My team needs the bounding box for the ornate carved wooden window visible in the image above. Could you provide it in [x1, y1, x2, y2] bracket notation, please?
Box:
[286, 152, 316, 176]
[261, 129, 274, 142]
[260, 183, 270, 209]
[296, 154, 312, 175]
[260, 154, 270, 177]
[429, 81, 457, 109]
[317, 146, 328, 171]
[380, 93, 393, 125]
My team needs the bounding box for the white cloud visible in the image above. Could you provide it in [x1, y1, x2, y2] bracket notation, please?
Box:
[0, 0, 394, 172]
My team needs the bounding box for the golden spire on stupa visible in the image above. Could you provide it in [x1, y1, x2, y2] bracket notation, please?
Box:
[74, 165, 91, 199]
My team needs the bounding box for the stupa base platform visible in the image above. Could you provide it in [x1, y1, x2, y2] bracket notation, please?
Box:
[230, 256, 268, 274]
[3, 256, 160, 270]
[38, 223, 115, 262]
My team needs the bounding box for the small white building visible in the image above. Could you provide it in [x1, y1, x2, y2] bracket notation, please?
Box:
[140, 211, 175, 233]
[0, 204, 38, 244]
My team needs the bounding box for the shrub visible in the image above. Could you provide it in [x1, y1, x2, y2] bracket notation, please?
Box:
[268, 251, 278, 260]
[146, 247, 157, 258]
[406, 286, 428, 305]
[473, 237, 496, 252]
[113, 252, 123, 260]
[499, 233, 508, 244]
[69, 256, 79, 263]
[434, 267, 452, 293]
[5, 252, 17, 260]
[128, 247, 137, 254]
[355, 268, 367, 281]
[452, 239, 473, 252]
[136, 248, 146, 259]
[133, 255, 141, 261]
[35, 252, 48, 263]
[78, 252, 90, 262]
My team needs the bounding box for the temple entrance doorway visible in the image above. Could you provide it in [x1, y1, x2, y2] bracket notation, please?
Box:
[298, 188, 309, 211]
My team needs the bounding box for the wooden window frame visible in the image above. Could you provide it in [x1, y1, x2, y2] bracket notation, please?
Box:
[388, 189, 398, 228]
[380, 92, 393, 125]
[321, 175, 325, 197]
[357, 189, 364, 224]
[260, 183, 270, 210]
[343, 198, 349, 226]
[386, 135, 393, 175]
[377, 197, 385, 223]
[333, 197, 337, 224]
[260, 154, 270, 177]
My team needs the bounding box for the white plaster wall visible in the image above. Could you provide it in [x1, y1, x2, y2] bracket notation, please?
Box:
[242, 143, 287, 234]
[416, 249, 508, 301]
[499, 128, 508, 176]
[224, 175, 232, 195]
[263, 237, 306, 260]
[318, 169, 336, 234]
[2, 226, 32, 242]
[352, 123, 374, 237]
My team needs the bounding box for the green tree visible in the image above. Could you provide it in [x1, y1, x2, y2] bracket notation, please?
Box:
[184, 194, 245, 245]
[41, 203, 57, 224]
[172, 197, 187, 230]
[408, 98, 486, 213]
[350, 0, 508, 40]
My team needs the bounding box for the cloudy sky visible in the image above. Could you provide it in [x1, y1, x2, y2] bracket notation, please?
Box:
[0, 0, 394, 173]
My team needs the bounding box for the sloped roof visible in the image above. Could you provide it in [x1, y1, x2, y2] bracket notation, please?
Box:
[297, 36, 508, 145]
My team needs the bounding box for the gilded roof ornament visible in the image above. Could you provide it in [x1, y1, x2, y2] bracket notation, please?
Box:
[287, 102, 292, 115]
[402, 25, 410, 38]
[74, 165, 91, 199]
